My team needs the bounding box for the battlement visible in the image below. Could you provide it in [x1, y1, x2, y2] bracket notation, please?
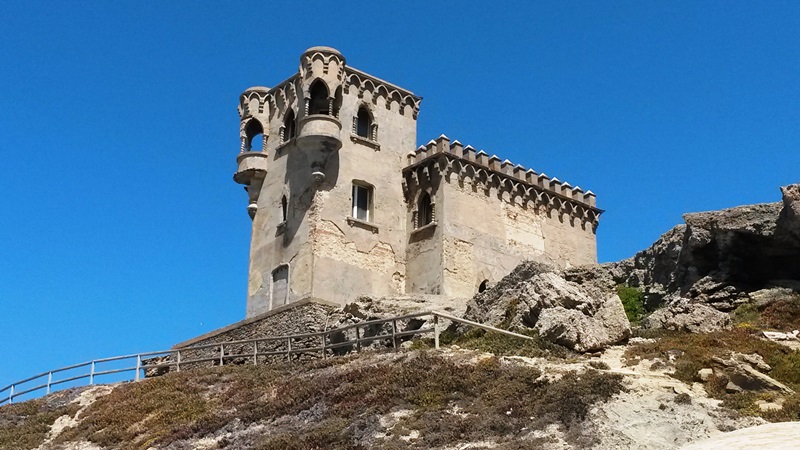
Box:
[343, 67, 421, 118]
[238, 66, 422, 122]
[403, 135, 600, 213]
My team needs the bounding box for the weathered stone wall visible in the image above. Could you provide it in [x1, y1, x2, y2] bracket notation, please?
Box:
[244, 54, 418, 315]
[174, 300, 342, 368]
[435, 178, 596, 297]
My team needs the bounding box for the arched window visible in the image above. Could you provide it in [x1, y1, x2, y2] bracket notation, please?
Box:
[281, 195, 288, 223]
[283, 109, 296, 142]
[418, 192, 433, 227]
[244, 120, 264, 151]
[356, 107, 371, 138]
[308, 80, 329, 115]
[478, 280, 489, 293]
[333, 86, 343, 118]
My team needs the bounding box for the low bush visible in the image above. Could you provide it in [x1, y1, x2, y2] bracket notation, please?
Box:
[617, 285, 645, 324]
[411, 326, 571, 358]
[674, 393, 692, 405]
[732, 294, 800, 331]
[447, 327, 571, 359]
[588, 360, 610, 370]
[762, 299, 800, 331]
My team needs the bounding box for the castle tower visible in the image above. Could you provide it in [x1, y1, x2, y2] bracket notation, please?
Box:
[235, 47, 422, 317]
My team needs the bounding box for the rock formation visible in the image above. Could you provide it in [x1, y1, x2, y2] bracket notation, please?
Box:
[463, 262, 631, 352]
[609, 183, 800, 330]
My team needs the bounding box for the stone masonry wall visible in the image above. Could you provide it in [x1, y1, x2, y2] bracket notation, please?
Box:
[171, 300, 342, 370]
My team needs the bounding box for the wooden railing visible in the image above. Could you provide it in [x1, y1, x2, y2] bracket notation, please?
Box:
[0, 311, 531, 406]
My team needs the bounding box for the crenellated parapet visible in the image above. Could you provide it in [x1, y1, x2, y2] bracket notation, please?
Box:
[236, 48, 422, 148]
[402, 135, 603, 229]
[344, 67, 421, 119]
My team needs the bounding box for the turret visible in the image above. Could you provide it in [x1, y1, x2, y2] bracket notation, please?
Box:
[234, 86, 270, 219]
[295, 47, 345, 152]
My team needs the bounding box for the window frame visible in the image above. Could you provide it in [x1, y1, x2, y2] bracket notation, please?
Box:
[351, 182, 374, 223]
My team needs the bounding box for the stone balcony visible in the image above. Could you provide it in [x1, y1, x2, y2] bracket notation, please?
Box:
[233, 151, 268, 185]
[297, 114, 342, 151]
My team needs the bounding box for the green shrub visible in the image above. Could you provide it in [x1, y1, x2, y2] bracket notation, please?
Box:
[674, 393, 692, 404]
[449, 327, 570, 358]
[616, 285, 645, 324]
[733, 303, 760, 326]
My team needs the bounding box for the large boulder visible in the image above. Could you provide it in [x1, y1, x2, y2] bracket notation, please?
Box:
[464, 262, 631, 352]
[641, 299, 731, 333]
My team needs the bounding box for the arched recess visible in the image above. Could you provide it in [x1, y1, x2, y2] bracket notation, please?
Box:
[355, 105, 375, 139]
[282, 109, 296, 142]
[308, 79, 329, 115]
[333, 86, 343, 118]
[417, 192, 434, 228]
[244, 119, 265, 151]
[270, 264, 290, 308]
[476, 268, 493, 295]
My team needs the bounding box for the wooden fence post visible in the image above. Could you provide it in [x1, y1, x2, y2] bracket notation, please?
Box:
[434, 314, 440, 349]
[392, 320, 397, 350]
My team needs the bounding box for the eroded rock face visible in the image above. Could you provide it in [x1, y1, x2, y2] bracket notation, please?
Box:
[609, 184, 800, 319]
[463, 262, 631, 352]
[641, 299, 731, 333]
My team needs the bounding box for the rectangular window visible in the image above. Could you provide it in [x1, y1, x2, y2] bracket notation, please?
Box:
[352, 183, 373, 222]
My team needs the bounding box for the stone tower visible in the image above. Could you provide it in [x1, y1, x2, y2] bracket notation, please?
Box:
[235, 47, 421, 317]
[235, 47, 601, 318]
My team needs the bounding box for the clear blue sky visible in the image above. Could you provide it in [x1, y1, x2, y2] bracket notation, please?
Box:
[2, 1, 799, 388]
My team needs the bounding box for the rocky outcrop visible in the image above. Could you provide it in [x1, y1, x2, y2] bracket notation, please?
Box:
[641, 299, 731, 333]
[706, 352, 794, 394]
[463, 262, 630, 352]
[609, 184, 800, 324]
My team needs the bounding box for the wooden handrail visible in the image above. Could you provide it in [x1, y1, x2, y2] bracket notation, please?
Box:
[0, 311, 530, 406]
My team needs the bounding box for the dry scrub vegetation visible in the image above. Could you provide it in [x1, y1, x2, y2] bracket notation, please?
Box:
[0, 345, 623, 449]
[0, 397, 79, 449]
[625, 327, 800, 421]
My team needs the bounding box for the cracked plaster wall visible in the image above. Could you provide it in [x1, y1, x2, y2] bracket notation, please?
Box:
[245, 81, 416, 315]
[433, 178, 596, 297]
